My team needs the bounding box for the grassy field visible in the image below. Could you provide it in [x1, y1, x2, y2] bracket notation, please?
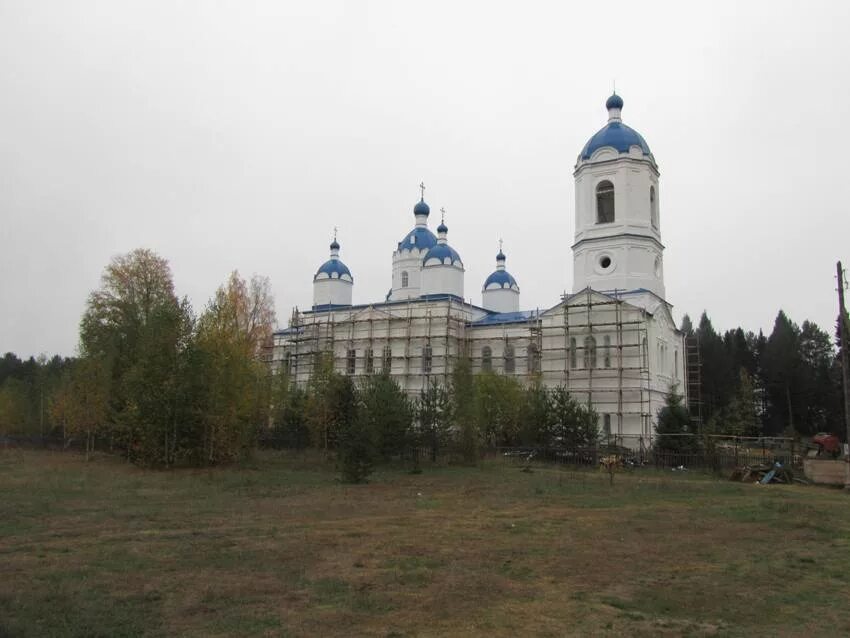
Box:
[1, 451, 849, 638]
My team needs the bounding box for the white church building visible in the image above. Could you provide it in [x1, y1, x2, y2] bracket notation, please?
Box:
[272, 94, 686, 443]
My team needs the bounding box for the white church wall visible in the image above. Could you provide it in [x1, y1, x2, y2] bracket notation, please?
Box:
[481, 288, 520, 313]
[420, 264, 464, 298]
[390, 249, 426, 300]
[312, 277, 352, 307]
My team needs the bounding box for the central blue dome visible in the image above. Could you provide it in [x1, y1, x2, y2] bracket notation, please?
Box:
[398, 227, 437, 251]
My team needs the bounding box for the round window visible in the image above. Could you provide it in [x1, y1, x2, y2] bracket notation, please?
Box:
[599, 256, 612, 269]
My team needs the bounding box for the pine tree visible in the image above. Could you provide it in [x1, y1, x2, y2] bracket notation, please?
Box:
[450, 356, 478, 464]
[655, 385, 700, 453]
[549, 386, 598, 449]
[417, 379, 451, 461]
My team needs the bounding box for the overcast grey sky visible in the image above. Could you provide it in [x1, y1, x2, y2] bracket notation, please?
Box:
[2, 0, 849, 358]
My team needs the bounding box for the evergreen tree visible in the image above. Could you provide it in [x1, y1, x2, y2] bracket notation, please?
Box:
[548, 386, 598, 448]
[333, 376, 371, 483]
[474, 371, 522, 446]
[655, 385, 700, 453]
[357, 371, 413, 460]
[417, 379, 451, 461]
[450, 356, 479, 464]
[517, 380, 551, 446]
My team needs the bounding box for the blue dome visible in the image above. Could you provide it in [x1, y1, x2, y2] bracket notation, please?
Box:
[484, 270, 518, 290]
[329, 239, 339, 250]
[398, 227, 438, 251]
[423, 243, 462, 265]
[605, 93, 623, 110]
[437, 222, 448, 234]
[496, 250, 505, 261]
[314, 259, 352, 281]
[580, 121, 652, 160]
[414, 199, 430, 217]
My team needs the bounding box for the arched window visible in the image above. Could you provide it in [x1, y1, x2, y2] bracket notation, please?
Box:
[603, 335, 611, 368]
[527, 343, 540, 374]
[603, 413, 611, 437]
[382, 345, 392, 372]
[641, 337, 648, 367]
[365, 348, 374, 374]
[650, 185, 658, 229]
[674, 349, 679, 380]
[596, 180, 615, 224]
[282, 352, 291, 375]
[481, 346, 492, 371]
[346, 349, 356, 375]
[401, 271, 409, 288]
[422, 342, 432, 374]
[504, 345, 515, 373]
[584, 336, 597, 369]
[570, 337, 577, 369]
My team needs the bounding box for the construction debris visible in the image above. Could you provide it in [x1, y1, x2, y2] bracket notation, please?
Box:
[729, 461, 794, 484]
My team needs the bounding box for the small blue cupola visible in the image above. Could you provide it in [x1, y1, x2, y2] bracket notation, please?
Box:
[420, 208, 465, 299]
[313, 232, 354, 307]
[579, 93, 653, 161]
[314, 237, 353, 282]
[482, 244, 520, 313]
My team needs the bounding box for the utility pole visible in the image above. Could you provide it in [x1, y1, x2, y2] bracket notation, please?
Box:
[836, 262, 850, 490]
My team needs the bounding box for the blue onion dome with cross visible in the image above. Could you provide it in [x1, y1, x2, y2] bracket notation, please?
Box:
[423, 208, 462, 266]
[579, 93, 654, 161]
[483, 241, 519, 291]
[314, 230, 353, 282]
[397, 182, 438, 252]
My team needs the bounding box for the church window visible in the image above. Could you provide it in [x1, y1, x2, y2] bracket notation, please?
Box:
[584, 336, 597, 369]
[674, 349, 679, 380]
[383, 345, 392, 372]
[650, 185, 658, 229]
[570, 337, 577, 369]
[603, 335, 611, 368]
[603, 414, 611, 437]
[365, 348, 374, 374]
[282, 352, 292, 375]
[401, 271, 409, 288]
[482, 346, 492, 372]
[346, 349, 356, 375]
[596, 180, 615, 224]
[599, 256, 612, 270]
[422, 343, 433, 374]
[504, 345, 515, 373]
[641, 337, 648, 367]
[527, 343, 540, 374]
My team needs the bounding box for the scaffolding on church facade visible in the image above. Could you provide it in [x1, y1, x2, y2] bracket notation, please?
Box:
[274, 289, 658, 444]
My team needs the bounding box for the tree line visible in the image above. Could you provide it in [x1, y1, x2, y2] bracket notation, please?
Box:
[270, 355, 600, 481]
[682, 309, 844, 438]
[1, 247, 846, 475]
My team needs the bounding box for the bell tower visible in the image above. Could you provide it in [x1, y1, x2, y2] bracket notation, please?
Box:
[572, 94, 665, 299]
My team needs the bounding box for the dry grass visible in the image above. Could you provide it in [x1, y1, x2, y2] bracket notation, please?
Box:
[1, 449, 850, 637]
